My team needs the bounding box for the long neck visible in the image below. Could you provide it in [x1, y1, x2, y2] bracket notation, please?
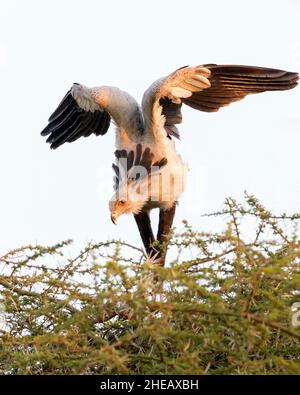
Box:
[91, 86, 145, 140]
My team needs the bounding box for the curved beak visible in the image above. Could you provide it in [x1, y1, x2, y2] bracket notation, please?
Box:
[111, 214, 117, 225]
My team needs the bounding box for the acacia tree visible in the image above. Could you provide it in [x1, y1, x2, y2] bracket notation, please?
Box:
[1, 195, 300, 374]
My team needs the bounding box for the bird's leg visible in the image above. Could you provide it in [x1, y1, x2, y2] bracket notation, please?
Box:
[156, 203, 176, 266]
[134, 211, 159, 259]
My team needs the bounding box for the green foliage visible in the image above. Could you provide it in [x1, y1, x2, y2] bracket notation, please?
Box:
[1, 194, 300, 374]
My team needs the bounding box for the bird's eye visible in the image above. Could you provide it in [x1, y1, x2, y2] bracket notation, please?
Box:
[120, 200, 125, 205]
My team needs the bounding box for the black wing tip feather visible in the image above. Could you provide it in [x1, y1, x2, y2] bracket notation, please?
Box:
[208, 64, 299, 87]
[182, 64, 298, 113]
[41, 125, 51, 137]
[41, 87, 110, 149]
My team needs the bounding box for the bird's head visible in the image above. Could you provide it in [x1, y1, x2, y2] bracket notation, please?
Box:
[109, 180, 147, 224]
[109, 145, 169, 224]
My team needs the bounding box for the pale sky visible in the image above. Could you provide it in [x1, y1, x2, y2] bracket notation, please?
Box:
[0, 0, 299, 253]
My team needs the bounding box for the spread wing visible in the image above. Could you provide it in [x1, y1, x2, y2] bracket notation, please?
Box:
[142, 64, 299, 139]
[41, 84, 143, 149]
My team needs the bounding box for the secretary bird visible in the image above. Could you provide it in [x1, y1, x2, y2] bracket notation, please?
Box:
[41, 64, 298, 265]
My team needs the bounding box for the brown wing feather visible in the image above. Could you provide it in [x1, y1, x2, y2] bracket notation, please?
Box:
[183, 65, 299, 113]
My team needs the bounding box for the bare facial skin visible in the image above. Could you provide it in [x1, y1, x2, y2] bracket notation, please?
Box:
[110, 200, 127, 224]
